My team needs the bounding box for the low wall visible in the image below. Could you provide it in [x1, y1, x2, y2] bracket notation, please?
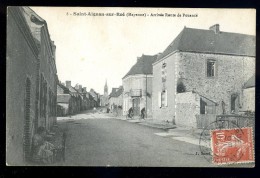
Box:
[176, 92, 200, 128]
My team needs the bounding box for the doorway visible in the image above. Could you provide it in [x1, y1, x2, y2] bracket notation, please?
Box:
[132, 97, 140, 116]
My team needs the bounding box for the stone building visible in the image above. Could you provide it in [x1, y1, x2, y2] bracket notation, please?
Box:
[89, 89, 100, 107]
[122, 54, 158, 117]
[6, 7, 58, 165]
[23, 7, 58, 131]
[109, 86, 124, 115]
[57, 82, 74, 116]
[65, 81, 82, 113]
[152, 24, 255, 127]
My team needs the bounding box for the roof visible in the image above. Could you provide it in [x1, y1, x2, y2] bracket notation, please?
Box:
[21, 7, 54, 54]
[156, 26, 255, 62]
[109, 88, 118, 98]
[57, 83, 70, 93]
[67, 86, 78, 93]
[244, 75, 255, 88]
[109, 86, 123, 98]
[123, 54, 158, 79]
[57, 94, 71, 103]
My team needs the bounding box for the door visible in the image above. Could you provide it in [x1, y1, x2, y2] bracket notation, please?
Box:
[132, 97, 140, 116]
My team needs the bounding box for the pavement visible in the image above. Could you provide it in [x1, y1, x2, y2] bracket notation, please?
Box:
[113, 115, 205, 148]
[54, 109, 253, 167]
[55, 110, 216, 166]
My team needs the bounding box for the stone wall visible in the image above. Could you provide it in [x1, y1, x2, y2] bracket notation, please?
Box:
[176, 92, 200, 127]
[242, 87, 255, 112]
[177, 52, 255, 115]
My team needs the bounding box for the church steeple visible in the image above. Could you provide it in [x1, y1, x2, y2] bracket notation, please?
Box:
[104, 79, 108, 96]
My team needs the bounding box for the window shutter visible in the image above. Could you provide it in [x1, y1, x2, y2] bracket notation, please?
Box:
[158, 92, 161, 107]
[165, 90, 168, 107]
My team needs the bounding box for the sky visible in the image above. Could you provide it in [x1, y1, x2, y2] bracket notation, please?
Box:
[30, 7, 255, 94]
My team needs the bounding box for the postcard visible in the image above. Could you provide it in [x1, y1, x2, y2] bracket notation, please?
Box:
[6, 7, 255, 167]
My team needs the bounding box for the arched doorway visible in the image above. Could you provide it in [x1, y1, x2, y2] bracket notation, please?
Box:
[132, 97, 140, 116]
[24, 78, 31, 161]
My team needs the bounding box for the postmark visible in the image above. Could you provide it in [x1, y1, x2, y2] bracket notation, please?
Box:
[199, 120, 254, 165]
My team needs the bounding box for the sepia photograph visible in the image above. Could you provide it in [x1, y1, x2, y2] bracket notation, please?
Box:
[6, 7, 255, 167]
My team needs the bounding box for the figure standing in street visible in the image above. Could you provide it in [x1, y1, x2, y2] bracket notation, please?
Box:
[141, 107, 145, 120]
[127, 107, 133, 119]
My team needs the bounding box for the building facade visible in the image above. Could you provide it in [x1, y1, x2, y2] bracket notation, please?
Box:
[89, 89, 100, 107]
[6, 7, 58, 165]
[152, 24, 255, 127]
[23, 7, 58, 131]
[109, 86, 123, 115]
[122, 54, 158, 117]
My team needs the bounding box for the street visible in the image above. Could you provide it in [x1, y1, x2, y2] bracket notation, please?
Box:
[56, 111, 214, 167]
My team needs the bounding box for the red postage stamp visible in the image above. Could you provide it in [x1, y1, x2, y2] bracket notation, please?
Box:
[211, 127, 254, 165]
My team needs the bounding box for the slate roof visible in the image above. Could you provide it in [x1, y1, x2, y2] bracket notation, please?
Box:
[244, 75, 255, 89]
[67, 86, 78, 93]
[57, 83, 70, 93]
[123, 54, 158, 79]
[109, 88, 119, 98]
[156, 26, 255, 62]
[22, 7, 54, 53]
[110, 86, 123, 98]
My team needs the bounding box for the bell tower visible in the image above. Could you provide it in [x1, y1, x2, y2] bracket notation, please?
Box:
[104, 79, 108, 96]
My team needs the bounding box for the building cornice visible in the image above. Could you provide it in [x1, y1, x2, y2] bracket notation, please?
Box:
[123, 74, 153, 81]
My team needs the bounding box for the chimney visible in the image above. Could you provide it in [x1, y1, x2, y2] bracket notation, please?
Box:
[156, 53, 162, 59]
[66, 81, 71, 88]
[79, 85, 82, 91]
[83, 87, 87, 92]
[209, 24, 220, 34]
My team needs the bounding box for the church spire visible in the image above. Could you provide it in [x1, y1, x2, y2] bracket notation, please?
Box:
[104, 79, 108, 95]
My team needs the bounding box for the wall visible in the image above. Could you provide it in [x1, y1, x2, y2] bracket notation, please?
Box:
[177, 52, 255, 115]
[242, 87, 255, 112]
[6, 10, 38, 165]
[38, 26, 57, 131]
[175, 92, 200, 127]
[152, 53, 179, 121]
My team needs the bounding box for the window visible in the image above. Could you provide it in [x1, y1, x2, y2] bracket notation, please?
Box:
[162, 62, 167, 82]
[231, 94, 239, 113]
[200, 98, 207, 114]
[207, 59, 216, 77]
[160, 90, 167, 107]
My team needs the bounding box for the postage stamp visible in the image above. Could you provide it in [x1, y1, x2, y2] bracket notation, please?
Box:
[211, 127, 254, 165]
